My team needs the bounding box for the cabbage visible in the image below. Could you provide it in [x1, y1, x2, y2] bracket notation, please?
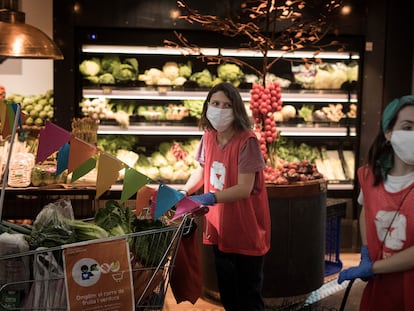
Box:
[151, 152, 168, 167]
[79, 58, 101, 76]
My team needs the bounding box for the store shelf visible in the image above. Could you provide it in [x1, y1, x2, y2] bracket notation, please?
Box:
[97, 124, 355, 136]
[97, 125, 203, 135]
[81, 45, 360, 60]
[83, 88, 358, 103]
[278, 126, 356, 137]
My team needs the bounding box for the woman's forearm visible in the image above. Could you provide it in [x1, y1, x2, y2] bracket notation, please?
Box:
[181, 165, 204, 195]
[372, 246, 414, 274]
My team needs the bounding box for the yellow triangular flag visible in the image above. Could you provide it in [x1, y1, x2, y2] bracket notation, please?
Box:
[96, 152, 125, 198]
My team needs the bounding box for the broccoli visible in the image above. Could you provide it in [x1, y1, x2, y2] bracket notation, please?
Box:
[79, 58, 101, 76]
[179, 61, 192, 78]
[217, 63, 244, 86]
[190, 69, 214, 88]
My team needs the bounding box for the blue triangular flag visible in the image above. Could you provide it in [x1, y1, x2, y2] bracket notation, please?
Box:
[154, 183, 185, 219]
[56, 143, 70, 175]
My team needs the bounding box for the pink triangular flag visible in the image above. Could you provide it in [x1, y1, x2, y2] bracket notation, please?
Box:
[172, 196, 201, 220]
[96, 152, 125, 198]
[36, 121, 71, 163]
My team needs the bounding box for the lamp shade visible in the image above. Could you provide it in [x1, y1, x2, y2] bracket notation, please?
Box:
[0, 1, 63, 60]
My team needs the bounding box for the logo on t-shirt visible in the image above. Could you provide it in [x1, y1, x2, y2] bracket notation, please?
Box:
[375, 210, 406, 251]
[210, 161, 225, 190]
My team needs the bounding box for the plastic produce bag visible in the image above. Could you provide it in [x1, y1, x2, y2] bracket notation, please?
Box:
[22, 248, 67, 310]
[0, 232, 31, 309]
[29, 199, 76, 249]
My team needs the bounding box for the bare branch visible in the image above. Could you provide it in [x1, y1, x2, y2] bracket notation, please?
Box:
[167, 0, 344, 81]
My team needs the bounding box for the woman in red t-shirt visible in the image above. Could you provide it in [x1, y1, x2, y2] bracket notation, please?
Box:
[338, 95, 414, 310]
[180, 82, 271, 311]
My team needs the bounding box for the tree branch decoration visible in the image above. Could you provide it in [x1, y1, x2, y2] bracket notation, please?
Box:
[165, 0, 346, 180]
[165, 0, 345, 81]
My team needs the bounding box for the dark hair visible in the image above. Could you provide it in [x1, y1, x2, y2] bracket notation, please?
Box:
[198, 82, 252, 131]
[367, 130, 393, 185]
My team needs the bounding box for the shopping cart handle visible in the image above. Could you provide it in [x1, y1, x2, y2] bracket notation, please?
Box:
[192, 205, 209, 216]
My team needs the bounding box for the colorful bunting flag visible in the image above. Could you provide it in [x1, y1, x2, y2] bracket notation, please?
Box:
[154, 183, 185, 219]
[135, 185, 157, 216]
[0, 112, 196, 220]
[36, 121, 71, 163]
[56, 143, 70, 176]
[120, 167, 151, 203]
[67, 136, 97, 173]
[0, 102, 27, 138]
[172, 196, 201, 220]
[71, 157, 97, 183]
[96, 152, 125, 198]
[0, 99, 6, 134]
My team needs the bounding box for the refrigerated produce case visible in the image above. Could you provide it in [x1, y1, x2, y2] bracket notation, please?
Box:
[67, 28, 363, 202]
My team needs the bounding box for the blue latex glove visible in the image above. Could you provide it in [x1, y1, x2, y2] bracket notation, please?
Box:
[338, 245, 375, 284]
[190, 192, 216, 206]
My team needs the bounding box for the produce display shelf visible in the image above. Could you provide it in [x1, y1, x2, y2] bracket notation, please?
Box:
[97, 125, 356, 136]
[83, 88, 358, 103]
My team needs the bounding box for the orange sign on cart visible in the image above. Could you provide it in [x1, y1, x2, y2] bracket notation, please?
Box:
[63, 238, 135, 311]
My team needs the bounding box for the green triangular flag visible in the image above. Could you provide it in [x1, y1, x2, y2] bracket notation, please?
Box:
[120, 167, 151, 203]
[71, 157, 97, 183]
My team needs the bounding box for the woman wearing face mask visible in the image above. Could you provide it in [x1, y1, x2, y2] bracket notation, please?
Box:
[338, 95, 414, 310]
[180, 82, 271, 311]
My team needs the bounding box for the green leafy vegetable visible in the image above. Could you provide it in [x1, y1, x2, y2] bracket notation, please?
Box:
[94, 200, 134, 236]
[130, 218, 170, 266]
[98, 73, 116, 84]
[70, 219, 109, 241]
[101, 55, 121, 74]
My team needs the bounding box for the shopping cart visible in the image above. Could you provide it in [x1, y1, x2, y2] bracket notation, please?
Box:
[0, 209, 194, 311]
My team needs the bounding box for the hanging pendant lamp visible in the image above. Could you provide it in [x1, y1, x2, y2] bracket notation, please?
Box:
[0, 0, 63, 60]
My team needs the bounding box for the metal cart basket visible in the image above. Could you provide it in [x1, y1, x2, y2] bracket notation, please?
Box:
[0, 212, 191, 311]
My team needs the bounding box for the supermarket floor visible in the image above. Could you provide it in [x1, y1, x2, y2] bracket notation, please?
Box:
[162, 252, 362, 311]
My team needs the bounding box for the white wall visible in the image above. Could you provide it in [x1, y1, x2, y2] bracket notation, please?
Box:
[0, 0, 53, 96]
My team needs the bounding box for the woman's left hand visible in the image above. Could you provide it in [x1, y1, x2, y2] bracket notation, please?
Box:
[338, 259, 375, 284]
[190, 192, 216, 206]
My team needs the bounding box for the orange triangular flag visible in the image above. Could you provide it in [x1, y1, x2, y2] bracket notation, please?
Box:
[0, 99, 7, 134]
[135, 185, 157, 216]
[67, 137, 98, 173]
[95, 152, 125, 198]
[0, 104, 28, 138]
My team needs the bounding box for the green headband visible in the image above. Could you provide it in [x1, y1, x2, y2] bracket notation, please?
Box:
[382, 95, 414, 133]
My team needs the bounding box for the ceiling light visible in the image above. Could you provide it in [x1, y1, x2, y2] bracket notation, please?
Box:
[0, 0, 63, 60]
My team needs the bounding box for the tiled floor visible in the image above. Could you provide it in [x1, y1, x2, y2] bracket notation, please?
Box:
[162, 252, 361, 311]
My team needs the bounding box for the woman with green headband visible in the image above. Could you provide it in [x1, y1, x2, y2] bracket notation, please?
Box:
[338, 95, 414, 310]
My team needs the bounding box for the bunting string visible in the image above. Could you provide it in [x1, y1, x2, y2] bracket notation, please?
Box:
[0, 101, 201, 219]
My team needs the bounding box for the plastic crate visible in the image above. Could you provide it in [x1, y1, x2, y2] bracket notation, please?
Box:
[324, 199, 347, 276]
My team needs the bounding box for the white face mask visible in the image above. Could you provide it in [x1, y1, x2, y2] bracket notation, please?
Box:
[206, 105, 234, 132]
[390, 130, 414, 165]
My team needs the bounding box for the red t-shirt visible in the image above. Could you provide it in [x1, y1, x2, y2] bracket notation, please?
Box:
[196, 130, 271, 256]
[358, 166, 414, 310]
